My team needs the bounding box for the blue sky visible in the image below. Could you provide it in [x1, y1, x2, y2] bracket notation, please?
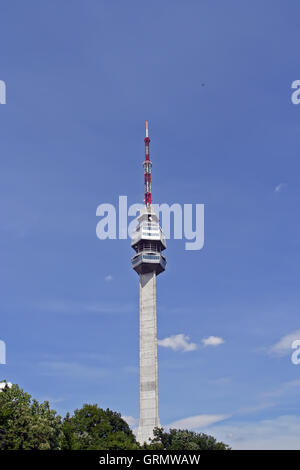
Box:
[1, 0, 300, 449]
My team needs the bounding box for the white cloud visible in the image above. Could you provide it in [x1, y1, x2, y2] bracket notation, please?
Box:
[104, 275, 113, 282]
[203, 415, 300, 450]
[237, 401, 276, 415]
[268, 330, 300, 356]
[168, 414, 230, 430]
[0, 382, 12, 391]
[207, 377, 231, 385]
[158, 334, 197, 352]
[38, 396, 65, 406]
[158, 334, 225, 351]
[202, 336, 225, 347]
[39, 361, 108, 380]
[35, 300, 133, 315]
[274, 183, 287, 193]
[122, 415, 139, 427]
[261, 379, 300, 399]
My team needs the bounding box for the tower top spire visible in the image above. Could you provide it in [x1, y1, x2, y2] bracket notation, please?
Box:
[143, 120, 152, 206]
[145, 120, 149, 138]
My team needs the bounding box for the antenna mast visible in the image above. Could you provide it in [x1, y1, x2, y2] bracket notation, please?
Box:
[143, 120, 152, 207]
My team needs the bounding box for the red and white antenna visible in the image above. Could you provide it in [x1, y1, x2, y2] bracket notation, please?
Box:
[143, 120, 152, 207]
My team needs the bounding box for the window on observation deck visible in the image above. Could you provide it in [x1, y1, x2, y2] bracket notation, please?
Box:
[143, 254, 160, 261]
[136, 241, 161, 253]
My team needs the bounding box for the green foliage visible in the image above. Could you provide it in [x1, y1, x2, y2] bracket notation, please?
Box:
[60, 404, 139, 450]
[144, 427, 231, 450]
[0, 382, 230, 450]
[0, 382, 62, 450]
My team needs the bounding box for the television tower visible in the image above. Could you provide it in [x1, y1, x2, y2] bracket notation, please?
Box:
[131, 121, 167, 444]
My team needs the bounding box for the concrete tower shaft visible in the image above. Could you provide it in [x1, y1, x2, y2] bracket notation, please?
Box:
[137, 271, 159, 444]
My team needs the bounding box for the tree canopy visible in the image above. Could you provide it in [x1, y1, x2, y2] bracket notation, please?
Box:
[61, 404, 139, 450]
[0, 381, 230, 450]
[0, 382, 62, 450]
[144, 427, 231, 450]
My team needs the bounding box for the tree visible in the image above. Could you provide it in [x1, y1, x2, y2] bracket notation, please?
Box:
[144, 427, 231, 450]
[0, 382, 230, 451]
[61, 404, 139, 450]
[0, 382, 62, 450]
